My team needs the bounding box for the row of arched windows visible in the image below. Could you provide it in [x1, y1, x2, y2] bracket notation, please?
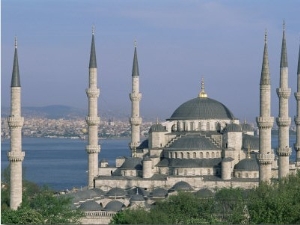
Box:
[169, 151, 220, 159]
[173, 121, 223, 132]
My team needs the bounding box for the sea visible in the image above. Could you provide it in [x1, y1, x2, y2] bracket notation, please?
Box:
[1, 136, 297, 191]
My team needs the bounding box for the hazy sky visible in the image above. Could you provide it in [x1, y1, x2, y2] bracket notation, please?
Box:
[1, 0, 300, 123]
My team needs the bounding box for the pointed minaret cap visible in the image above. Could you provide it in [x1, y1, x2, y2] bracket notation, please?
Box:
[260, 29, 271, 85]
[280, 21, 288, 68]
[132, 40, 139, 77]
[89, 26, 97, 68]
[198, 78, 208, 98]
[11, 36, 21, 87]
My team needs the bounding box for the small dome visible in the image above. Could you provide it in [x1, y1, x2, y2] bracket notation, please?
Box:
[168, 97, 235, 120]
[151, 188, 168, 198]
[106, 187, 127, 198]
[170, 181, 193, 191]
[127, 187, 149, 197]
[79, 201, 102, 211]
[224, 123, 242, 132]
[242, 134, 259, 150]
[195, 188, 214, 198]
[149, 123, 166, 133]
[104, 200, 124, 212]
[120, 157, 142, 170]
[130, 194, 145, 202]
[234, 156, 259, 171]
[241, 123, 254, 132]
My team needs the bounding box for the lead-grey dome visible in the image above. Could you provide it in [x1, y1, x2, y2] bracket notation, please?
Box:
[79, 200, 102, 211]
[168, 97, 235, 120]
[149, 123, 166, 133]
[234, 156, 259, 171]
[104, 200, 124, 212]
[170, 181, 193, 191]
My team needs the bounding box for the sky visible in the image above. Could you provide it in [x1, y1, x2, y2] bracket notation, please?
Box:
[1, 0, 300, 124]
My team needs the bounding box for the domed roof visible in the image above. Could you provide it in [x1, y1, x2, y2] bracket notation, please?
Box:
[104, 200, 124, 212]
[224, 123, 242, 132]
[241, 122, 254, 132]
[120, 157, 142, 170]
[170, 181, 193, 191]
[130, 194, 145, 202]
[234, 156, 259, 171]
[79, 200, 102, 211]
[149, 123, 166, 133]
[168, 97, 235, 120]
[106, 187, 127, 198]
[151, 188, 168, 198]
[194, 188, 214, 198]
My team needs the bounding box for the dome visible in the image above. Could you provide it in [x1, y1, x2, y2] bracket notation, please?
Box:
[151, 188, 168, 198]
[168, 97, 235, 120]
[79, 200, 102, 211]
[130, 194, 145, 202]
[149, 123, 166, 133]
[194, 188, 214, 198]
[234, 156, 259, 171]
[241, 123, 254, 132]
[170, 181, 193, 191]
[120, 157, 142, 170]
[224, 123, 242, 132]
[106, 187, 127, 198]
[104, 200, 124, 212]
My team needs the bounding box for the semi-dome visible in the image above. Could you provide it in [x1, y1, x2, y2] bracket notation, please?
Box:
[168, 97, 235, 120]
[106, 187, 127, 198]
[170, 181, 193, 191]
[79, 200, 102, 211]
[224, 123, 242, 133]
[104, 200, 124, 212]
[149, 123, 166, 133]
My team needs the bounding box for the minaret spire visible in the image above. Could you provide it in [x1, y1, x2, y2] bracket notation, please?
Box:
[256, 30, 274, 183]
[129, 41, 142, 157]
[294, 41, 300, 166]
[276, 21, 291, 178]
[86, 27, 100, 188]
[8, 37, 25, 209]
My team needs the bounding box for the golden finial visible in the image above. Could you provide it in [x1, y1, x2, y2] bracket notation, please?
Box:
[14, 36, 17, 48]
[264, 29, 267, 43]
[247, 144, 251, 159]
[92, 25, 95, 35]
[198, 77, 208, 98]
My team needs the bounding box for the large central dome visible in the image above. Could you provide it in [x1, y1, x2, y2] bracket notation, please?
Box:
[168, 97, 235, 120]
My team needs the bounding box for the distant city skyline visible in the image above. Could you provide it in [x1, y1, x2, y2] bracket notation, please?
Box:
[2, 0, 300, 123]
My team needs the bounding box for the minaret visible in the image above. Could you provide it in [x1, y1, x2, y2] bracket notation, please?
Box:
[8, 37, 25, 209]
[294, 42, 300, 166]
[256, 31, 274, 182]
[85, 27, 100, 188]
[276, 22, 291, 178]
[129, 41, 142, 157]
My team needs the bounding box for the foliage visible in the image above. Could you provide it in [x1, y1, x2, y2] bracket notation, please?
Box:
[1, 167, 83, 224]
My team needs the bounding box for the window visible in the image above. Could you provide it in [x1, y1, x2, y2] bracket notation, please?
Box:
[200, 152, 203, 159]
[206, 122, 210, 130]
[187, 152, 190, 159]
[206, 152, 209, 158]
[180, 152, 183, 159]
[193, 152, 196, 158]
[212, 152, 215, 158]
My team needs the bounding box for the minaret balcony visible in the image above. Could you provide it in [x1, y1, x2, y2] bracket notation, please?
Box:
[257, 152, 274, 164]
[7, 151, 25, 162]
[294, 92, 300, 100]
[7, 116, 24, 128]
[256, 117, 274, 129]
[276, 117, 291, 127]
[130, 117, 142, 125]
[86, 88, 100, 98]
[86, 145, 100, 153]
[129, 93, 142, 101]
[276, 88, 291, 99]
[86, 116, 100, 126]
[276, 147, 291, 156]
[294, 116, 300, 125]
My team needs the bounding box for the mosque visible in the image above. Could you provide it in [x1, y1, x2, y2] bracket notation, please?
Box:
[7, 24, 300, 224]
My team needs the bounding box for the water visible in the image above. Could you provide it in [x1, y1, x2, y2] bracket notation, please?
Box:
[1, 138, 131, 191]
[1, 135, 297, 191]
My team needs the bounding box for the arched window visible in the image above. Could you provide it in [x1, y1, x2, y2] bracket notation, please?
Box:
[190, 122, 194, 131]
[212, 152, 215, 158]
[206, 152, 209, 158]
[216, 152, 220, 158]
[193, 152, 196, 158]
[198, 122, 201, 131]
[200, 152, 203, 159]
[170, 152, 173, 158]
[187, 152, 190, 159]
[184, 169, 187, 175]
[175, 152, 178, 159]
[180, 152, 183, 159]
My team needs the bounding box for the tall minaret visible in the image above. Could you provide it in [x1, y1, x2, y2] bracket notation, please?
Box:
[294, 42, 300, 166]
[8, 37, 25, 209]
[256, 31, 274, 182]
[129, 41, 142, 157]
[85, 27, 100, 188]
[276, 22, 291, 178]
